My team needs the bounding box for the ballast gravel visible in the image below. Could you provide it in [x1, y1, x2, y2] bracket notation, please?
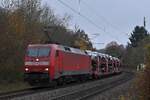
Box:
[8, 73, 128, 100]
[86, 75, 136, 100]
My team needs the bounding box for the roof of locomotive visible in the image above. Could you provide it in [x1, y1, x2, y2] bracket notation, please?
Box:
[58, 45, 87, 55]
[28, 44, 87, 55]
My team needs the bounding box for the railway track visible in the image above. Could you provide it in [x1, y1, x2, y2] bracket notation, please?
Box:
[79, 72, 134, 100]
[51, 72, 133, 100]
[0, 71, 133, 100]
[0, 86, 51, 100]
[0, 81, 84, 100]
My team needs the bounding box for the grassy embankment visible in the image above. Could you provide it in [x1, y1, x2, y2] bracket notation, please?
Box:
[0, 69, 31, 93]
[119, 45, 150, 100]
[0, 82, 30, 93]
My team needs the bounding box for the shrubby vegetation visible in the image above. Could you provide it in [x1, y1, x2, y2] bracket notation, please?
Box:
[132, 45, 150, 100]
[0, 0, 93, 83]
[123, 26, 149, 68]
[103, 26, 150, 68]
[103, 26, 150, 99]
[141, 45, 150, 99]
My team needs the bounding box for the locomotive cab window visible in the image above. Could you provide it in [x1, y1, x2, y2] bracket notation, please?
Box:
[27, 48, 38, 57]
[27, 47, 51, 57]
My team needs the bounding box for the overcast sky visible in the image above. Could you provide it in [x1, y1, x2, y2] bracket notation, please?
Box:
[43, 0, 150, 49]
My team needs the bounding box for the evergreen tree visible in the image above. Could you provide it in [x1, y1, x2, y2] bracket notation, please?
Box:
[129, 26, 149, 47]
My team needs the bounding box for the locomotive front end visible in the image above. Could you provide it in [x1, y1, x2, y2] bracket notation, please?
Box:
[24, 44, 51, 85]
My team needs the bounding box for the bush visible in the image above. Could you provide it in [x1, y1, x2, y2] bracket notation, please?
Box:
[134, 44, 150, 100]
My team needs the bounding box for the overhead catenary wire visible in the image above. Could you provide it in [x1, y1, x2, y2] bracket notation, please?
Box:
[81, 0, 129, 37]
[57, 0, 105, 32]
[69, 0, 125, 39]
[57, 0, 121, 42]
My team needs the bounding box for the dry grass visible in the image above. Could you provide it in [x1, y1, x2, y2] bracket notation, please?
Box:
[125, 45, 150, 100]
[134, 69, 150, 100]
[0, 81, 30, 93]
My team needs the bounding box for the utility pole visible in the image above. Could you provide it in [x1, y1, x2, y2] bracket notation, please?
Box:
[43, 26, 55, 44]
[144, 16, 146, 28]
[78, 0, 81, 14]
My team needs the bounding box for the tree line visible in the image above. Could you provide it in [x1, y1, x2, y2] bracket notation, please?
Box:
[101, 26, 150, 68]
[0, 0, 93, 83]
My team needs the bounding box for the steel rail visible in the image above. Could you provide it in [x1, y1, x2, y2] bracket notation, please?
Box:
[0, 71, 130, 100]
[51, 72, 133, 100]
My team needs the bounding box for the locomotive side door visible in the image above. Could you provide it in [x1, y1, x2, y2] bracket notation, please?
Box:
[55, 50, 63, 78]
[58, 51, 63, 75]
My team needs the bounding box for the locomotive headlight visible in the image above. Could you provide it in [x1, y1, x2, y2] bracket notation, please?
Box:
[25, 68, 29, 71]
[45, 68, 49, 71]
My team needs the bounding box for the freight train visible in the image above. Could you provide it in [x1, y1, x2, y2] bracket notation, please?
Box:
[24, 44, 121, 85]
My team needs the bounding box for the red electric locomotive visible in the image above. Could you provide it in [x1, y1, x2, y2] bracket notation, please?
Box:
[24, 44, 91, 85]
